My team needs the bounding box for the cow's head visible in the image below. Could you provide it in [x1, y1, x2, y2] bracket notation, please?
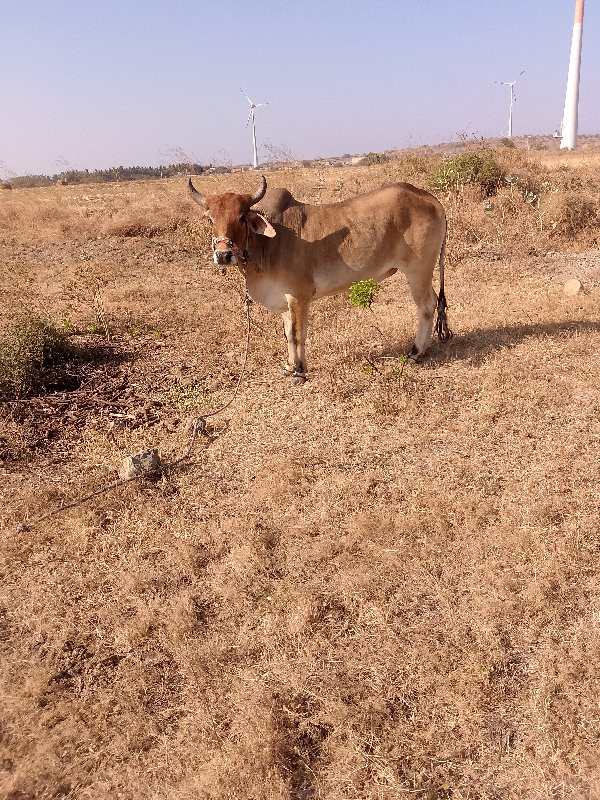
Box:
[188, 176, 276, 268]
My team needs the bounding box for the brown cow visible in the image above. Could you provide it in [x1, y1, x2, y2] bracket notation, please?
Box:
[188, 176, 451, 384]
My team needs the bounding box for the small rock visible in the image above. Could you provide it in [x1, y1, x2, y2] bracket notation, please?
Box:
[119, 448, 161, 480]
[163, 417, 181, 433]
[563, 278, 582, 296]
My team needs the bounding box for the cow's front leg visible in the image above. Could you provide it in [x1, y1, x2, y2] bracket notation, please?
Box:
[281, 295, 309, 384]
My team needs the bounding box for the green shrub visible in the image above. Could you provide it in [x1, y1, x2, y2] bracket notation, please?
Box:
[428, 151, 505, 196]
[361, 152, 389, 166]
[348, 279, 380, 309]
[0, 316, 74, 400]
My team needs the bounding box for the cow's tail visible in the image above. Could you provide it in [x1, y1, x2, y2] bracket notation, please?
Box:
[435, 217, 453, 342]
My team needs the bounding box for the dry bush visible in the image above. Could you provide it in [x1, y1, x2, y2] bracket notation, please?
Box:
[0, 183, 196, 243]
[100, 195, 193, 239]
[0, 188, 94, 241]
[0, 315, 74, 400]
[430, 149, 600, 258]
[552, 191, 599, 241]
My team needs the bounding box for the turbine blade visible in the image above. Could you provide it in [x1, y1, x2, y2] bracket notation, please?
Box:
[246, 109, 253, 126]
[240, 88, 253, 105]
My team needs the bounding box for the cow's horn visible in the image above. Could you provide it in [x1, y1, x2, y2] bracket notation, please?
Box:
[249, 176, 267, 206]
[188, 178, 206, 207]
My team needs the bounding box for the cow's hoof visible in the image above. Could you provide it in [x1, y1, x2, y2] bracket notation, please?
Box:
[291, 374, 307, 386]
[407, 345, 421, 363]
[282, 365, 294, 377]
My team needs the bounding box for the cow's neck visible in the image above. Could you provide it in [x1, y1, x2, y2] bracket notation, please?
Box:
[242, 230, 270, 276]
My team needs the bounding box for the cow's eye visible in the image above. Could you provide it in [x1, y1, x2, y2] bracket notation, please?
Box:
[239, 214, 246, 223]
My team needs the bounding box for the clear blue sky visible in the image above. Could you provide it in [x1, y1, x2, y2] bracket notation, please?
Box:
[2, 0, 599, 176]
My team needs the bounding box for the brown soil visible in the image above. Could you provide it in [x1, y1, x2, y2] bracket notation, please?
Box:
[1, 152, 599, 799]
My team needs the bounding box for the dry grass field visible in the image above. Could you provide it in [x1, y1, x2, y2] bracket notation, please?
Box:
[1, 147, 599, 799]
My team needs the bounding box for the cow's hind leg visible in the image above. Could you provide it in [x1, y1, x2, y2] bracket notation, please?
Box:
[281, 311, 294, 376]
[282, 296, 309, 384]
[406, 273, 437, 361]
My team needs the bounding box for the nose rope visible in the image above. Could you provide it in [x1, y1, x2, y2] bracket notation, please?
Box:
[212, 222, 250, 265]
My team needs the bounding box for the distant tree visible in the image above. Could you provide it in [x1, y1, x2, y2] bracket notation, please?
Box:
[10, 175, 51, 188]
[160, 145, 203, 175]
[262, 139, 295, 163]
[55, 155, 75, 173]
[7, 159, 207, 188]
[0, 160, 16, 180]
[208, 149, 232, 168]
[361, 152, 389, 166]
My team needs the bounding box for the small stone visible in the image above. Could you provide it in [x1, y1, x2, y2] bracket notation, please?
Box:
[563, 278, 582, 296]
[119, 448, 161, 480]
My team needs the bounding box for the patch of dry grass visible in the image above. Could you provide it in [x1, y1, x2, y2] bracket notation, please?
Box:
[1, 151, 600, 799]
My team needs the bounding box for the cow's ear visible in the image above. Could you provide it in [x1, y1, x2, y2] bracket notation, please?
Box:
[247, 211, 276, 238]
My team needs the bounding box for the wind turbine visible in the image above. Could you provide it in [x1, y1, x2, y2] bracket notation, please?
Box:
[241, 89, 270, 169]
[561, 0, 585, 150]
[496, 71, 524, 138]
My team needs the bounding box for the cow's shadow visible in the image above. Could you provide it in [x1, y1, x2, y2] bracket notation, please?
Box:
[384, 319, 600, 368]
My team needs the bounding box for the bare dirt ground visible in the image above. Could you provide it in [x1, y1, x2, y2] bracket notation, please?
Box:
[1, 151, 599, 799]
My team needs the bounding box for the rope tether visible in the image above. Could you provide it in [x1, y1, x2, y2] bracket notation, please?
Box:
[16, 296, 252, 533]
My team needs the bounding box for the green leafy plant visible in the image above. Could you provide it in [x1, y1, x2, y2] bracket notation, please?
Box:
[128, 322, 150, 337]
[88, 316, 104, 335]
[348, 279, 381, 310]
[390, 354, 408, 376]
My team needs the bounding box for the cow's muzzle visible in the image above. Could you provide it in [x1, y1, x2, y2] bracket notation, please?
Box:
[212, 235, 248, 267]
[215, 249, 234, 265]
